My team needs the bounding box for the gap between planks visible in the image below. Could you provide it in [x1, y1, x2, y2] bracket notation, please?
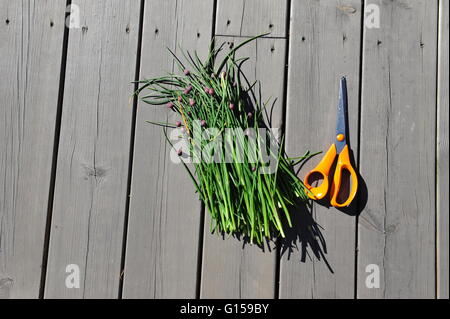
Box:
[118, 0, 146, 299]
[39, 0, 72, 299]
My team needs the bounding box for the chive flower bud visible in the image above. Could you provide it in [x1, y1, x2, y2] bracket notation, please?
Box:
[167, 102, 174, 110]
[208, 88, 215, 95]
[251, 166, 257, 172]
[189, 98, 195, 106]
[177, 149, 183, 156]
[183, 69, 190, 75]
[247, 112, 253, 118]
[175, 121, 182, 127]
[229, 103, 235, 110]
[200, 120, 206, 127]
[204, 87, 210, 93]
[178, 96, 182, 102]
[183, 85, 192, 94]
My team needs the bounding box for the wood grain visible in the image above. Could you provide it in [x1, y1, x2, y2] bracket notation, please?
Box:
[200, 36, 285, 298]
[215, 0, 288, 38]
[44, 0, 141, 298]
[0, 0, 446, 300]
[122, 0, 214, 299]
[357, 0, 437, 299]
[437, 0, 449, 300]
[279, 0, 361, 299]
[0, 0, 66, 299]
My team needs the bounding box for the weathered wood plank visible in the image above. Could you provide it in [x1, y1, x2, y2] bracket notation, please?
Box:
[215, 0, 288, 38]
[200, 36, 285, 298]
[0, 0, 66, 299]
[122, 0, 214, 299]
[280, 0, 361, 299]
[357, 0, 437, 299]
[44, 0, 141, 298]
[438, 0, 449, 300]
[200, 0, 288, 300]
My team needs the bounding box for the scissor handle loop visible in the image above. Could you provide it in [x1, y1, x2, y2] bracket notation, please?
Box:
[303, 144, 336, 200]
[330, 145, 358, 207]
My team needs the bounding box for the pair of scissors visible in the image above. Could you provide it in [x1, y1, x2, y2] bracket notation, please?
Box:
[303, 77, 358, 208]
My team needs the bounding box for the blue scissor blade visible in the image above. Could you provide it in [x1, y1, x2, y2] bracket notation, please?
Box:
[335, 76, 348, 154]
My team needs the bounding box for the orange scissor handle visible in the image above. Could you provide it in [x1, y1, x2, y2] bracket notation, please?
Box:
[330, 145, 358, 207]
[304, 144, 337, 200]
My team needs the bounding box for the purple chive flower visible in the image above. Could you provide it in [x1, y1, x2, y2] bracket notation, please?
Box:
[183, 85, 192, 94]
[183, 69, 190, 75]
[200, 120, 206, 127]
[189, 98, 195, 106]
[175, 121, 182, 127]
[177, 149, 183, 156]
[247, 112, 253, 118]
[204, 86, 210, 93]
[251, 166, 257, 172]
[208, 88, 215, 95]
[167, 102, 174, 110]
[229, 103, 235, 110]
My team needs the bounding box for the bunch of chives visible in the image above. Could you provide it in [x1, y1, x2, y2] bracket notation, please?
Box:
[136, 35, 313, 245]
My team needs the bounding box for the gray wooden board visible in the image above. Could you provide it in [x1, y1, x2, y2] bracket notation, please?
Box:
[122, 0, 214, 298]
[0, 0, 446, 300]
[438, 0, 449, 300]
[0, 0, 66, 299]
[44, 0, 141, 298]
[280, 0, 362, 299]
[200, 36, 285, 298]
[215, 0, 288, 38]
[357, 0, 437, 298]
